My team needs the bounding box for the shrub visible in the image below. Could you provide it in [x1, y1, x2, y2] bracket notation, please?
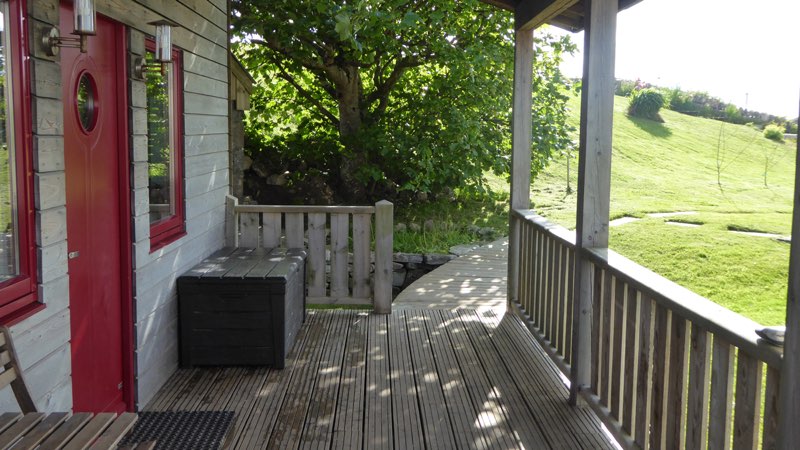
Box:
[763, 124, 785, 142]
[615, 79, 636, 97]
[628, 88, 665, 121]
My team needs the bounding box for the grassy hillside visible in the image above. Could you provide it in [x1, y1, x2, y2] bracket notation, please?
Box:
[532, 95, 797, 325]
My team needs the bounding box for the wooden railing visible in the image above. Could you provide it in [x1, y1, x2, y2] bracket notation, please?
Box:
[510, 209, 784, 449]
[225, 195, 393, 313]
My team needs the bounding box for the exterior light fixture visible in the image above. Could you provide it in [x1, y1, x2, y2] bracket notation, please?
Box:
[134, 19, 180, 79]
[43, 0, 96, 55]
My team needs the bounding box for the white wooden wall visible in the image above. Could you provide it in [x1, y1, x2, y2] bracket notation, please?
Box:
[0, 0, 73, 413]
[0, 0, 230, 412]
[121, 0, 230, 409]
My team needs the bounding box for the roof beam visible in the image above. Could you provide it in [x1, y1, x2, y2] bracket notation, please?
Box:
[515, 0, 580, 31]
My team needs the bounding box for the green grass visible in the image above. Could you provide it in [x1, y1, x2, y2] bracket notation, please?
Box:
[532, 95, 796, 325]
[393, 195, 508, 253]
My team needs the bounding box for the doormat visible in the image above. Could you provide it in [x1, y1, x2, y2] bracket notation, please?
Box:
[119, 411, 235, 450]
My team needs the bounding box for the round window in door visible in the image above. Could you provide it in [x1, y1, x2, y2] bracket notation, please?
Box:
[76, 73, 98, 132]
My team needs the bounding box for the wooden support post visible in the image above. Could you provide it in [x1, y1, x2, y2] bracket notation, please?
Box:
[777, 101, 800, 449]
[569, 0, 618, 406]
[507, 27, 534, 310]
[374, 200, 393, 314]
[225, 194, 239, 247]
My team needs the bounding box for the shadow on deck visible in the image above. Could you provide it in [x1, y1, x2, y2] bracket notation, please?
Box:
[146, 310, 615, 449]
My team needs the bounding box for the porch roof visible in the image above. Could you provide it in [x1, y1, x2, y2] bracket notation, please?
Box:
[480, 0, 644, 31]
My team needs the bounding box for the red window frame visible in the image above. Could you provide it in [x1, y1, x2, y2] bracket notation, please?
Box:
[146, 40, 185, 251]
[0, 0, 41, 324]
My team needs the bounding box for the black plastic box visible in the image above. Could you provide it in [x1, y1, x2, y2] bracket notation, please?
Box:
[177, 247, 306, 369]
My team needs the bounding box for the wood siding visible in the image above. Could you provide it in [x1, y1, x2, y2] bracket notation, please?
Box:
[120, 0, 229, 410]
[1, 0, 72, 413]
[2, 0, 229, 413]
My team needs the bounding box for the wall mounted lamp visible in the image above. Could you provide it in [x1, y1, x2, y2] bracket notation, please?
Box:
[134, 20, 180, 80]
[43, 0, 96, 55]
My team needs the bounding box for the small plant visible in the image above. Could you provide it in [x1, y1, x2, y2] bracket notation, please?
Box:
[763, 123, 785, 142]
[628, 88, 665, 121]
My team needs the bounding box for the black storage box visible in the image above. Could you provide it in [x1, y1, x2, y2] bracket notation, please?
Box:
[177, 247, 306, 369]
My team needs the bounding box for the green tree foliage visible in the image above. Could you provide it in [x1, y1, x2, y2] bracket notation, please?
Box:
[628, 88, 665, 121]
[231, 0, 576, 202]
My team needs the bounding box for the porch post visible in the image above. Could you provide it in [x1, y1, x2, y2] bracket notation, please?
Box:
[568, 0, 617, 405]
[507, 28, 534, 308]
[777, 100, 800, 448]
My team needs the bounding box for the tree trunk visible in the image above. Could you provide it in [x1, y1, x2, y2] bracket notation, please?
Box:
[331, 66, 368, 202]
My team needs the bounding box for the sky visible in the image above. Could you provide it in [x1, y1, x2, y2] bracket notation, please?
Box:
[549, 0, 800, 119]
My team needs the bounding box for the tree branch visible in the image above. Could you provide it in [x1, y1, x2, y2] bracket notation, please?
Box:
[366, 56, 426, 116]
[271, 58, 339, 127]
[253, 36, 327, 72]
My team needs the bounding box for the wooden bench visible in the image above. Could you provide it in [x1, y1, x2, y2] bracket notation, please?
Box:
[0, 327, 144, 450]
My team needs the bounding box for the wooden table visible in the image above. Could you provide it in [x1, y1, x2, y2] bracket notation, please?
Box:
[0, 411, 146, 450]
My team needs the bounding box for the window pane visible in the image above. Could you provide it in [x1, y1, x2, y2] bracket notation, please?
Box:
[0, 6, 19, 283]
[146, 51, 173, 224]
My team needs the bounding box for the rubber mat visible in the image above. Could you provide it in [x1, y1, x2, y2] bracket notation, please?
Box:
[119, 411, 235, 450]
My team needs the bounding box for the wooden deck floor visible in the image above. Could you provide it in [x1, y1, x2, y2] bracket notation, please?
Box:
[394, 238, 508, 315]
[146, 310, 614, 449]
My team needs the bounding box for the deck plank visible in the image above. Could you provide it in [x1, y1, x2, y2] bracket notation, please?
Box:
[482, 309, 616, 449]
[330, 312, 367, 450]
[301, 313, 349, 450]
[387, 312, 425, 450]
[145, 310, 616, 450]
[423, 310, 488, 449]
[456, 310, 550, 449]
[405, 311, 458, 448]
[267, 312, 332, 449]
[364, 314, 392, 449]
[440, 310, 521, 449]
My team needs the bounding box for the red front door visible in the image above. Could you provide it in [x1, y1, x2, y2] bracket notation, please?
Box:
[61, 4, 128, 413]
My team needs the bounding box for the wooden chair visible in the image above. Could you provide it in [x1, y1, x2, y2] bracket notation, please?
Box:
[0, 326, 145, 449]
[0, 326, 36, 414]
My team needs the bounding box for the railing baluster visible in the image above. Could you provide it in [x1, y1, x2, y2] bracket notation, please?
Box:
[665, 315, 688, 450]
[601, 269, 613, 406]
[261, 212, 281, 248]
[540, 234, 549, 335]
[520, 221, 531, 315]
[564, 247, 575, 365]
[686, 325, 711, 450]
[622, 285, 638, 435]
[239, 212, 259, 247]
[733, 352, 763, 450]
[709, 337, 735, 450]
[634, 293, 654, 448]
[611, 276, 625, 418]
[330, 213, 350, 299]
[650, 305, 670, 450]
[534, 230, 543, 328]
[285, 212, 304, 248]
[307, 213, 327, 298]
[555, 243, 566, 356]
[352, 213, 371, 299]
[591, 264, 602, 397]
[545, 236, 554, 341]
[763, 365, 781, 450]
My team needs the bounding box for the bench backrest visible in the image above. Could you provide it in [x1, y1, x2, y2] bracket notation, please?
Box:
[0, 327, 36, 413]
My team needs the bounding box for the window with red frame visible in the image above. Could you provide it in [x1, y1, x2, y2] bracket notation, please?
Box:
[146, 40, 185, 250]
[0, 0, 40, 323]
